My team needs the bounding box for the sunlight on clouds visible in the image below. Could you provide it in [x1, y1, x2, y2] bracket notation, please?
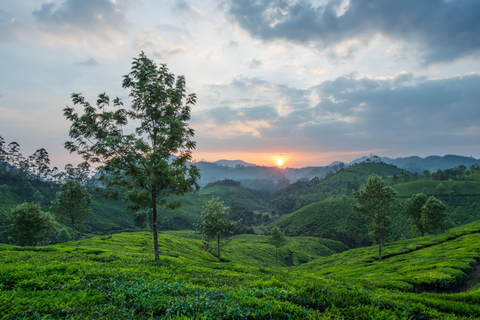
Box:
[334, 0, 351, 17]
[284, 60, 302, 67]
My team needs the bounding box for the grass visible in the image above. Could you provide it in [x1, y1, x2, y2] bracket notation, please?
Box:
[296, 220, 480, 292]
[2, 224, 480, 318]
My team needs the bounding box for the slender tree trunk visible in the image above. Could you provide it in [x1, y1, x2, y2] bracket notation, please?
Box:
[153, 209, 159, 260]
[217, 235, 221, 262]
[152, 192, 159, 260]
[72, 219, 75, 242]
[434, 222, 437, 236]
[378, 225, 382, 260]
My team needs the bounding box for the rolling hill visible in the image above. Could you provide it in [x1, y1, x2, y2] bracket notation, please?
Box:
[2, 221, 480, 318]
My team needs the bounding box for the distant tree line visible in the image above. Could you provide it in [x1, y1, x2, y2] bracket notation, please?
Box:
[0, 134, 92, 187]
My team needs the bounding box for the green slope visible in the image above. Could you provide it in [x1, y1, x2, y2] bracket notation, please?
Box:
[2, 226, 480, 318]
[274, 197, 354, 236]
[271, 164, 480, 247]
[297, 220, 480, 292]
[283, 162, 407, 202]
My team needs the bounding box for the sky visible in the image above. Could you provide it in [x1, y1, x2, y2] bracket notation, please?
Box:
[1, 0, 479, 169]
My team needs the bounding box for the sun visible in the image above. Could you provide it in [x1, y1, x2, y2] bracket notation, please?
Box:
[276, 158, 284, 166]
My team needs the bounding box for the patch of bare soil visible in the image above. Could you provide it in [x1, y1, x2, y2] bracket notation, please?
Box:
[451, 263, 480, 293]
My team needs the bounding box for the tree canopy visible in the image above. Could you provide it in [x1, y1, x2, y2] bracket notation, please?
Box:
[7, 202, 56, 246]
[63, 52, 200, 259]
[352, 174, 396, 260]
[51, 179, 92, 241]
[404, 193, 428, 236]
[196, 197, 237, 262]
[421, 196, 447, 236]
[267, 226, 288, 266]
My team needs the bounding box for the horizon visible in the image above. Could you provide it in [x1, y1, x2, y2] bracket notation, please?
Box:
[1, 1, 479, 170]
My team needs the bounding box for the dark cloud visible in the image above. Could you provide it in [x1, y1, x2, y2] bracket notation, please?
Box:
[300, 73, 480, 151]
[242, 105, 278, 121]
[32, 0, 128, 39]
[75, 57, 99, 67]
[201, 72, 480, 155]
[205, 105, 279, 124]
[228, 0, 480, 64]
[206, 106, 239, 124]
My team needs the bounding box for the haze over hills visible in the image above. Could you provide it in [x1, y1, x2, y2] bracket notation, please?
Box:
[349, 154, 480, 173]
[213, 159, 257, 168]
[195, 154, 480, 188]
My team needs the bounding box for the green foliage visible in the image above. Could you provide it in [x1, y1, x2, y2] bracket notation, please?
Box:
[1, 227, 480, 318]
[51, 180, 92, 241]
[352, 174, 397, 260]
[405, 193, 428, 236]
[133, 210, 152, 231]
[275, 197, 354, 236]
[421, 196, 447, 236]
[298, 220, 480, 293]
[63, 52, 200, 260]
[268, 226, 288, 266]
[55, 227, 71, 243]
[6, 202, 56, 246]
[196, 198, 238, 262]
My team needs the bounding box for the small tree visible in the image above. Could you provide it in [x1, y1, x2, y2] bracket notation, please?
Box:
[133, 210, 152, 231]
[63, 52, 200, 260]
[421, 196, 447, 236]
[51, 179, 92, 241]
[7, 202, 56, 246]
[267, 226, 288, 266]
[352, 174, 396, 260]
[196, 197, 237, 262]
[404, 193, 428, 236]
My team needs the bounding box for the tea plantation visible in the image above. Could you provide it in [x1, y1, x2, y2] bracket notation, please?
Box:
[2, 222, 480, 319]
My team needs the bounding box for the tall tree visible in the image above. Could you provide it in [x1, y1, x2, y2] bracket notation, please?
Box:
[352, 174, 396, 260]
[404, 193, 428, 236]
[196, 197, 237, 262]
[0, 135, 5, 162]
[267, 226, 288, 266]
[28, 148, 51, 180]
[421, 196, 447, 236]
[51, 179, 92, 241]
[63, 52, 200, 260]
[7, 202, 56, 246]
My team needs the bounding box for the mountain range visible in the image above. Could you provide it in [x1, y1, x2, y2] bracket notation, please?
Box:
[193, 154, 480, 188]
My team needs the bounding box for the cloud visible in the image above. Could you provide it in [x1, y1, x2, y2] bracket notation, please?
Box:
[32, 0, 128, 41]
[0, 9, 24, 43]
[75, 57, 99, 67]
[196, 72, 480, 156]
[247, 58, 262, 69]
[228, 0, 480, 64]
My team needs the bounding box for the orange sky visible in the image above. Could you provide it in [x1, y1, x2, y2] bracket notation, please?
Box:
[191, 150, 374, 168]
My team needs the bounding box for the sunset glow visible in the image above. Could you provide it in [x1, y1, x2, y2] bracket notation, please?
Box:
[276, 158, 284, 166]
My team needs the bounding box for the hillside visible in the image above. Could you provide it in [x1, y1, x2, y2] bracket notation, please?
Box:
[281, 162, 407, 203]
[2, 224, 480, 318]
[297, 220, 480, 292]
[0, 179, 273, 241]
[350, 154, 480, 173]
[270, 162, 480, 247]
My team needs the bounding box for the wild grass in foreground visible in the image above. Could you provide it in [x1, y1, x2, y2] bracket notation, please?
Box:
[1, 228, 480, 319]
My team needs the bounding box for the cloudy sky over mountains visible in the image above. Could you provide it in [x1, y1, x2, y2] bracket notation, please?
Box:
[1, 0, 479, 168]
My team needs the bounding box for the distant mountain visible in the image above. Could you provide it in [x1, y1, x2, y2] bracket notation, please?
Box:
[194, 161, 341, 189]
[349, 155, 480, 173]
[214, 159, 257, 168]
